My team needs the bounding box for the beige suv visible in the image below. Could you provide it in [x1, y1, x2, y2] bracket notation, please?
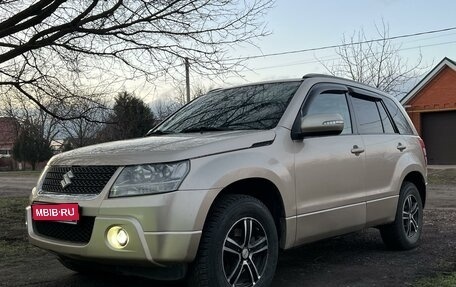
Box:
[26, 74, 427, 287]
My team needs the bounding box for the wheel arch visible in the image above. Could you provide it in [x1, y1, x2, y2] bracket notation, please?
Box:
[204, 177, 287, 249]
[403, 171, 426, 207]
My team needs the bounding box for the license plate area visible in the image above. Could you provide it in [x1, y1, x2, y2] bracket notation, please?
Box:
[32, 203, 80, 222]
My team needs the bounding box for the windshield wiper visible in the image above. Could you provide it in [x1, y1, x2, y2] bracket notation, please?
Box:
[179, 126, 234, 133]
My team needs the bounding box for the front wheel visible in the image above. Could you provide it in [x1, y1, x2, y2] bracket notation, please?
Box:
[188, 194, 278, 287]
[380, 181, 423, 250]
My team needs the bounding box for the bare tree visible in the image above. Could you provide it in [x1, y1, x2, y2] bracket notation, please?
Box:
[59, 99, 109, 149]
[150, 81, 215, 123]
[0, 91, 60, 142]
[320, 22, 426, 97]
[0, 0, 273, 121]
[152, 98, 181, 122]
[174, 80, 215, 106]
[12, 120, 53, 170]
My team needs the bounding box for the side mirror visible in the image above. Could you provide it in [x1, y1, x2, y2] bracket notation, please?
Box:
[300, 113, 344, 136]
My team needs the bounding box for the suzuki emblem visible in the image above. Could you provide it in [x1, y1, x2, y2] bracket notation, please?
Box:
[60, 170, 75, 189]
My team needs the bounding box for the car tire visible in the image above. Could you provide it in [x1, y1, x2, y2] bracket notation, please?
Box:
[188, 194, 278, 287]
[380, 181, 423, 250]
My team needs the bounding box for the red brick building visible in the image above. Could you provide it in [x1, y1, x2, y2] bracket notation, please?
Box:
[0, 117, 19, 170]
[401, 58, 456, 164]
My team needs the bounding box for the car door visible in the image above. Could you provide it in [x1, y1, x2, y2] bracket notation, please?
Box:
[348, 90, 404, 226]
[294, 84, 366, 245]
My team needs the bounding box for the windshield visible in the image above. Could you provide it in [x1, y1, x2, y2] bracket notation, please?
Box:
[153, 81, 302, 134]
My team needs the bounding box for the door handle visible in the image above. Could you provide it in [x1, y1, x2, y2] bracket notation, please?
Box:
[397, 143, 407, 152]
[351, 145, 365, 155]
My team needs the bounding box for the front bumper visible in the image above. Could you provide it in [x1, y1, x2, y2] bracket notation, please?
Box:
[26, 188, 218, 266]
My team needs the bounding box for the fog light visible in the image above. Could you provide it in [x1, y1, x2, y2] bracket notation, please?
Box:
[117, 229, 128, 246]
[107, 226, 129, 249]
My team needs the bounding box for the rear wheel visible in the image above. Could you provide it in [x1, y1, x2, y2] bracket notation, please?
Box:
[380, 181, 423, 250]
[188, 194, 278, 287]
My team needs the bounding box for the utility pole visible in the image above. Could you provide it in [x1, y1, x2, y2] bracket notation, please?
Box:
[185, 58, 190, 103]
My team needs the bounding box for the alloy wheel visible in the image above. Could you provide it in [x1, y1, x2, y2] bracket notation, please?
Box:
[222, 217, 269, 287]
[402, 194, 420, 237]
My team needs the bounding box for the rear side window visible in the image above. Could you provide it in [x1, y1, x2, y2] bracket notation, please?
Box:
[383, 98, 414, 135]
[351, 96, 383, 134]
[377, 102, 395, 134]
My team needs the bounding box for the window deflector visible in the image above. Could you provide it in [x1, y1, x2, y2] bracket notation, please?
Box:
[291, 83, 349, 140]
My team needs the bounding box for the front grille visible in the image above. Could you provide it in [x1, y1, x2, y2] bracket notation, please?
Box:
[33, 216, 95, 244]
[41, 166, 118, 195]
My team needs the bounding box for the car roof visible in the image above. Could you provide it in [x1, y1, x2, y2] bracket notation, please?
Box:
[208, 74, 394, 100]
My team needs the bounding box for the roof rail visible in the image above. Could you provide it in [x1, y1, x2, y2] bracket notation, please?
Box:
[302, 73, 336, 79]
[302, 73, 397, 98]
[302, 73, 375, 86]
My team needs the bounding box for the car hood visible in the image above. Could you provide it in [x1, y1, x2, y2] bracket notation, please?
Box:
[48, 130, 276, 166]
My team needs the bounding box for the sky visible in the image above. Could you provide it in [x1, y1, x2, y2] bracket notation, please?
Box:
[149, 0, 456, 102]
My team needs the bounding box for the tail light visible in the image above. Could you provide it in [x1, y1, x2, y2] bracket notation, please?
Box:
[418, 137, 427, 166]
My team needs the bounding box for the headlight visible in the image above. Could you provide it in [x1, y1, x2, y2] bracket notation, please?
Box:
[109, 160, 190, 197]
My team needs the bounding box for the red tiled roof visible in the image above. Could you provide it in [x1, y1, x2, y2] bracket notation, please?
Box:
[401, 57, 456, 104]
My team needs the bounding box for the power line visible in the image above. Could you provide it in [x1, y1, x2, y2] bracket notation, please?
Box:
[96, 27, 456, 91]
[247, 39, 456, 72]
[229, 26, 456, 61]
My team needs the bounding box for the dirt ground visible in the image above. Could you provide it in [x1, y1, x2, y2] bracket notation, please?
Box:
[0, 169, 455, 287]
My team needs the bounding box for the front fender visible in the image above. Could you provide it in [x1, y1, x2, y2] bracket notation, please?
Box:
[179, 146, 295, 217]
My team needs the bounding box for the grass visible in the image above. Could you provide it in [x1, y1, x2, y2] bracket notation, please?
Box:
[0, 196, 44, 263]
[0, 196, 29, 223]
[415, 272, 456, 287]
[427, 168, 456, 185]
[0, 170, 41, 177]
